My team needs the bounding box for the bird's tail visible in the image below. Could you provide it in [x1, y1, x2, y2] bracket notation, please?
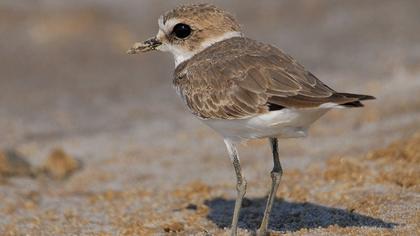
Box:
[336, 93, 376, 107]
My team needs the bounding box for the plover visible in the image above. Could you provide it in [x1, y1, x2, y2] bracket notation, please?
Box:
[128, 4, 374, 236]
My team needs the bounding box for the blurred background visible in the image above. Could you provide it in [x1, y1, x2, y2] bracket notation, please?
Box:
[0, 1, 419, 235]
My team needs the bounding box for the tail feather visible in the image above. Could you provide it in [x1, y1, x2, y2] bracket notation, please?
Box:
[336, 92, 375, 108]
[337, 92, 376, 100]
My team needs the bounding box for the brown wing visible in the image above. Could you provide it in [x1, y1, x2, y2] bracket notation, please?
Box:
[174, 37, 374, 119]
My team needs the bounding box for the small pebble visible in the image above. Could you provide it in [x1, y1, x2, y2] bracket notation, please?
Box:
[42, 148, 81, 180]
[163, 222, 184, 233]
[186, 203, 198, 210]
[0, 149, 33, 177]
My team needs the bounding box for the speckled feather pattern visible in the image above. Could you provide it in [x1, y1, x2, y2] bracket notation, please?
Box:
[173, 37, 373, 120]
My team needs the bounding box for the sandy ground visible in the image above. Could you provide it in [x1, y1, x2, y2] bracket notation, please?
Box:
[0, 1, 419, 235]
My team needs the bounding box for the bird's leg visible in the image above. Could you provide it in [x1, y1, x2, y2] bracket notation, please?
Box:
[257, 137, 283, 236]
[224, 139, 247, 236]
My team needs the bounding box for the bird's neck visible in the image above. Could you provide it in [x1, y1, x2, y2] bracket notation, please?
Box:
[173, 31, 243, 67]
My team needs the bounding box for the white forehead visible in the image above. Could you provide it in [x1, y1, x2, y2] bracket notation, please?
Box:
[158, 16, 180, 34]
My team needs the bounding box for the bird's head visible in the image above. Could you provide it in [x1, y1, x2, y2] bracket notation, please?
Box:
[127, 4, 242, 66]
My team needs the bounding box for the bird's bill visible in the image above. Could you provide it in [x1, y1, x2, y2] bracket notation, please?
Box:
[126, 37, 162, 54]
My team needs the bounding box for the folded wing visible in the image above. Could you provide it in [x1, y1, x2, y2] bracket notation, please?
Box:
[174, 38, 375, 120]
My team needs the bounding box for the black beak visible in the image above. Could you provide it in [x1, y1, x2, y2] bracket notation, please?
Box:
[127, 37, 162, 54]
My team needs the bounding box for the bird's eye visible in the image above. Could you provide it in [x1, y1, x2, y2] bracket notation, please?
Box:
[172, 23, 192, 39]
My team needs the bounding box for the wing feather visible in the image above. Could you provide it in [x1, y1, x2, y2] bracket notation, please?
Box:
[173, 37, 372, 119]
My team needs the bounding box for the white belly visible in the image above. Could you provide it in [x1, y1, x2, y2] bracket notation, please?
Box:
[202, 108, 329, 142]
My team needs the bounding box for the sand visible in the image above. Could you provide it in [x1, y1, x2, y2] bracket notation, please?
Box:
[0, 1, 419, 235]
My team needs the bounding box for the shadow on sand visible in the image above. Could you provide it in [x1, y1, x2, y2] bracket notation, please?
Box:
[204, 197, 397, 232]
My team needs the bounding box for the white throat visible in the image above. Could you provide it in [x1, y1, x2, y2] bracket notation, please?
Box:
[169, 31, 243, 67]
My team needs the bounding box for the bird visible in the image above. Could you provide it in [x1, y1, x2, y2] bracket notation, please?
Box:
[127, 3, 375, 236]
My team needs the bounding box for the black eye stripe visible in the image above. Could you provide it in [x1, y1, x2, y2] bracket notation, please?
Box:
[172, 23, 192, 39]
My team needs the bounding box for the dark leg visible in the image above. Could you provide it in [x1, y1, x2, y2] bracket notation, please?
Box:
[257, 137, 283, 236]
[224, 139, 247, 236]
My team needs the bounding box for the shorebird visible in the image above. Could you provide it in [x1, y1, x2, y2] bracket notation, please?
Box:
[128, 4, 374, 236]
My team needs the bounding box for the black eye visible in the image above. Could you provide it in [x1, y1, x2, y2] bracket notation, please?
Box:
[172, 23, 192, 39]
